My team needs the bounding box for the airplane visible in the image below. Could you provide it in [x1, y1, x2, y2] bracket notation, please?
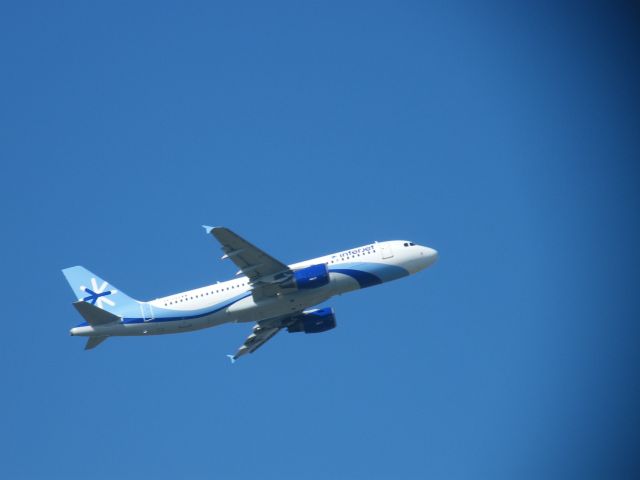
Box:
[64, 227, 438, 361]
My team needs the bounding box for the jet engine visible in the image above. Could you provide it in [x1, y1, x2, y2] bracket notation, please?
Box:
[285, 263, 330, 290]
[287, 307, 336, 334]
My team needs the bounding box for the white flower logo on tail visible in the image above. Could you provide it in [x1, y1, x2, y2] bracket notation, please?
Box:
[80, 278, 117, 309]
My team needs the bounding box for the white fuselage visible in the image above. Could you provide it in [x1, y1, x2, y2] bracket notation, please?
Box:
[70, 240, 438, 338]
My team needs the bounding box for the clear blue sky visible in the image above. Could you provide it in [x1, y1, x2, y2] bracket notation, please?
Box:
[1, 1, 638, 479]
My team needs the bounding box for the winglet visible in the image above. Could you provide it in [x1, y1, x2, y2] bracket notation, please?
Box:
[226, 354, 236, 364]
[202, 225, 214, 234]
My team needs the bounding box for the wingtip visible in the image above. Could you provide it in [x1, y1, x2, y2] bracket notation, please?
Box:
[226, 354, 236, 364]
[202, 225, 226, 235]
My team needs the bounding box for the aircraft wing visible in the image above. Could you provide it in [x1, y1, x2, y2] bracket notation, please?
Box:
[228, 313, 298, 361]
[204, 226, 292, 299]
[229, 324, 282, 362]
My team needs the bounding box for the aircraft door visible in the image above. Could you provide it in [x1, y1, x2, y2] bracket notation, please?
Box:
[140, 303, 154, 322]
[380, 244, 394, 259]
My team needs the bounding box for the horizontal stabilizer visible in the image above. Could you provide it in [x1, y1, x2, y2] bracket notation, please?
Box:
[62, 266, 141, 318]
[73, 301, 120, 326]
[85, 336, 108, 350]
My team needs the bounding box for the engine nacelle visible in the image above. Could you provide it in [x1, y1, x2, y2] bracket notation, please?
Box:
[292, 263, 330, 290]
[287, 308, 337, 334]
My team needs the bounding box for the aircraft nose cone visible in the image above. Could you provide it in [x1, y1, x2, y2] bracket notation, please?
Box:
[421, 247, 438, 266]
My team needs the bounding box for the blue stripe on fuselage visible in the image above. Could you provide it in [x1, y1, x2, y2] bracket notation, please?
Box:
[330, 269, 382, 288]
[329, 262, 409, 288]
[121, 291, 252, 324]
[76, 292, 251, 327]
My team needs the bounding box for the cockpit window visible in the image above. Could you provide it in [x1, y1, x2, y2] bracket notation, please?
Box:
[404, 242, 409, 247]
[409, 242, 415, 246]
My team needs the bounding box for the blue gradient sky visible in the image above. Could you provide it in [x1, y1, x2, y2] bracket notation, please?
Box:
[1, 1, 639, 479]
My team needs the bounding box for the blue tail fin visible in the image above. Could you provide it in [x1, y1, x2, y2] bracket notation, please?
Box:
[62, 266, 141, 318]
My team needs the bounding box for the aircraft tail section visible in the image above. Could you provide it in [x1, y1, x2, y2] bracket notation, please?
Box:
[62, 266, 141, 317]
[73, 300, 120, 326]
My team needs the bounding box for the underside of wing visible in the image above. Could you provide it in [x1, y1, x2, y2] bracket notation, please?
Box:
[229, 312, 301, 361]
[228, 309, 338, 362]
[229, 324, 282, 362]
